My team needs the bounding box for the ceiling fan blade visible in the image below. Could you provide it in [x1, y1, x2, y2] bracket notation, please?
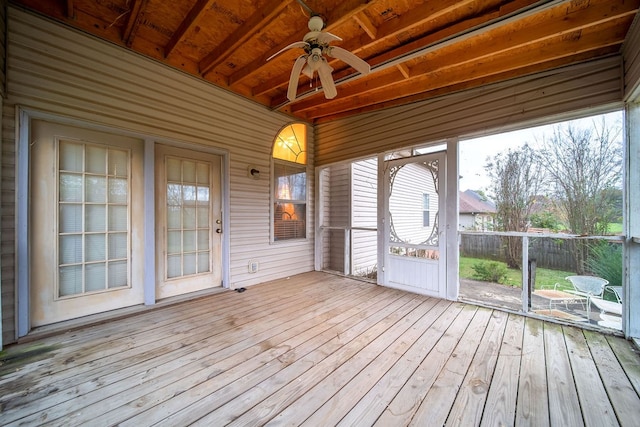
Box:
[317, 60, 337, 99]
[316, 31, 342, 45]
[267, 41, 309, 62]
[326, 46, 371, 75]
[287, 55, 308, 101]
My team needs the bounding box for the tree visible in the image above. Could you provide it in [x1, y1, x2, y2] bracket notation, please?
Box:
[536, 117, 622, 273]
[485, 144, 545, 269]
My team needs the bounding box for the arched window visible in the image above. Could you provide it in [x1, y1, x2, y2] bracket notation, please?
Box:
[272, 123, 307, 241]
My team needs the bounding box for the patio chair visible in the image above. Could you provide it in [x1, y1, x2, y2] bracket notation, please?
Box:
[591, 285, 623, 329]
[564, 275, 609, 321]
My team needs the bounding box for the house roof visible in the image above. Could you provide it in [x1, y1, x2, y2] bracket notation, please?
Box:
[459, 190, 496, 214]
[12, 0, 639, 123]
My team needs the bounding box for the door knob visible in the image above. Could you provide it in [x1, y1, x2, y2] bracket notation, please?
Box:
[216, 228, 222, 234]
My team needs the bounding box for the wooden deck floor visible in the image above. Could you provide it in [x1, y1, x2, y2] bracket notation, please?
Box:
[2, 272, 640, 426]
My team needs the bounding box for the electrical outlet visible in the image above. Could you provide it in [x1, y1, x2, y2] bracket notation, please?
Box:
[248, 260, 259, 273]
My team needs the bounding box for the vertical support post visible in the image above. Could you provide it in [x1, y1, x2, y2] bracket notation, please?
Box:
[377, 153, 386, 286]
[315, 167, 324, 272]
[16, 110, 30, 338]
[527, 258, 536, 309]
[143, 140, 155, 305]
[522, 235, 529, 313]
[344, 228, 351, 276]
[625, 102, 640, 339]
[445, 139, 459, 301]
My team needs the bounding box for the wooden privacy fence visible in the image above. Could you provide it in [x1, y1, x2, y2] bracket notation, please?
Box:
[460, 233, 577, 271]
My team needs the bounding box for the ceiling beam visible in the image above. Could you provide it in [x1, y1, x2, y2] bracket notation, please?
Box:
[312, 46, 618, 123]
[163, 0, 213, 58]
[257, 0, 531, 98]
[278, 0, 634, 110]
[269, 0, 535, 107]
[299, 17, 628, 119]
[227, 0, 377, 88]
[122, 0, 148, 47]
[65, 0, 74, 19]
[353, 11, 377, 39]
[199, 0, 295, 75]
[408, 0, 638, 76]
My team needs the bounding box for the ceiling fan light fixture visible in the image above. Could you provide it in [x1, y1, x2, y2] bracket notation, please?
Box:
[308, 15, 324, 31]
[267, 14, 370, 101]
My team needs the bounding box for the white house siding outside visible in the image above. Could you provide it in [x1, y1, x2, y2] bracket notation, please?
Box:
[351, 158, 378, 277]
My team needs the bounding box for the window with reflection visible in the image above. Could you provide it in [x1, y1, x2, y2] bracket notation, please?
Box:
[272, 123, 307, 241]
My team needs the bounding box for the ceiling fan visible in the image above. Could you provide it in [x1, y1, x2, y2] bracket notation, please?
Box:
[267, 14, 371, 101]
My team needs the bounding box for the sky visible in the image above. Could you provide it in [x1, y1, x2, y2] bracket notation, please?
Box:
[458, 111, 623, 193]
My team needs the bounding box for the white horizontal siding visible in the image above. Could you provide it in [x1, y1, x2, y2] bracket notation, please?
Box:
[624, 15, 640, 101]
[352, 158, 377, 228]
[316, 57, 623, 165]
[1, 7, 315, 341]
[389, 163, 437, 245]
[351, 158, 378, 276]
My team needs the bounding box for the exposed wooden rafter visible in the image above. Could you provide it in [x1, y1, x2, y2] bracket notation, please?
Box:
[65, 0, 73, 19]
[199, 0, 294, 76]
[163, 0, 213, 58]
[10, 0, 640, 122]
[122, 0, 149, 47]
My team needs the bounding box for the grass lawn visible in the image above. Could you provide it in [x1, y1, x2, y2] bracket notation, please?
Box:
[606, 223, 623, 234]
[459, 256, 575, 290]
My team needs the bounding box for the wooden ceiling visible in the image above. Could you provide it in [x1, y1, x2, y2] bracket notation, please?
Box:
[11, 0, 640, 123]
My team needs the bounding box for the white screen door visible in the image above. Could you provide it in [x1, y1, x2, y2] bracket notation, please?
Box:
[382, 152, 446, 298]
[155, 145, 222, 299]
[30, 120, 145, 327]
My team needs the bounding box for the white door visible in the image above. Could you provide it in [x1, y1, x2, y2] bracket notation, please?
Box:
[155, 145, 222, 299]
[30, 120, 145, 327]
[382, 152, 446, 298]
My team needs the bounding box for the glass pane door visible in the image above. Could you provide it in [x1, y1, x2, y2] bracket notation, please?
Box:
[155, 145, 222, 299]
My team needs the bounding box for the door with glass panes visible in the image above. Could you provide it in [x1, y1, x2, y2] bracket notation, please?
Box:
[155, 145, 222, 299]
[30, 121, 145, 327]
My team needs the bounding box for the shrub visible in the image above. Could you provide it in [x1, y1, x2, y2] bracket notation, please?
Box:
[471, 261, 508, 284]
[586, 242, 622, 287]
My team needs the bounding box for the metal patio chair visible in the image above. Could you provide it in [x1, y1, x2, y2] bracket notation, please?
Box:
[565, 275, 609, 322]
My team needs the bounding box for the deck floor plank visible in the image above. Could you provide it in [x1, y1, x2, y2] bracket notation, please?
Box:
[337, 301, 465, 426]
[15, 277, 377, 426]
[289, 298, 444, 426]
[445, 309, 509, 426]
[563, 326, 618, 426]
[410, 307, 495, 426]
[515, 318, 550, 427]
[544, 322, 585, 427]
[117, 285, 407, 426]
[216, 294, 428, 426]
[606, 334, 640, 396]
[480, 314, 525, 427]
[301, 299, 453, 426]
[70, 282, 383, 426]
[3, 275, 371, 425]
[584, 330, 640, 426]
[373, 304, 479, 426]
[1, 272, 639, 427]
[0, 273, 326, 397]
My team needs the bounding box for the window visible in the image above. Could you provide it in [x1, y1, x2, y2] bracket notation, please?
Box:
[422, 193, 430, 227]
[165, 157, 212, 279]
[58, 140, 130, 297]
[273, 123, 307, 241]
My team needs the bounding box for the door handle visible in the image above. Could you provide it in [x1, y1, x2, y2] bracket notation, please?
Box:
[216, 228, 222, 234]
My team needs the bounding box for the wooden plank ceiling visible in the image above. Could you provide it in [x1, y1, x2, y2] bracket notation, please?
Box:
[11, 0, 640, 123]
